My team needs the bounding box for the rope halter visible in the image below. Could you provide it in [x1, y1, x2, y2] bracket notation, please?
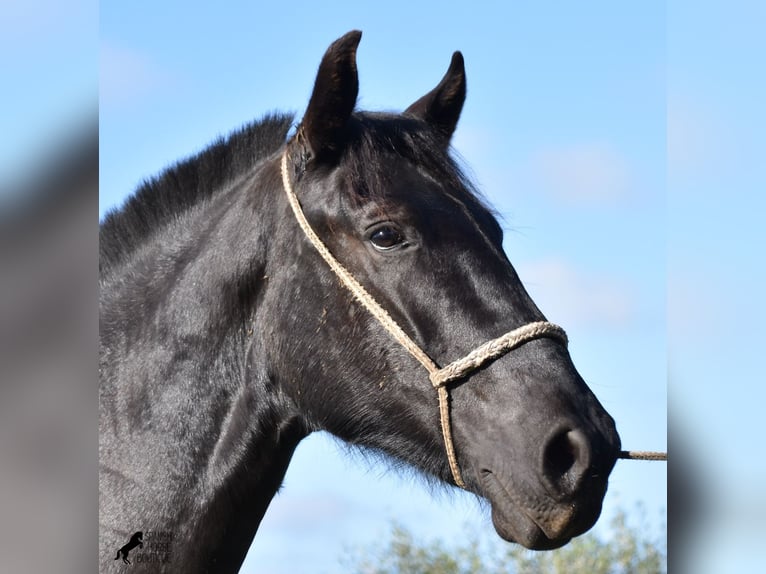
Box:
[280, 150, 568, 488]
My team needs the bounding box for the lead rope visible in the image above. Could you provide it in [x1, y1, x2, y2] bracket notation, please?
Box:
[280, 151, 665, 488]
[618, 451, 667, 461]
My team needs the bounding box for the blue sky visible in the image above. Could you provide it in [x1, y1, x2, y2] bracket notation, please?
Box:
[100, 3, 668, 572]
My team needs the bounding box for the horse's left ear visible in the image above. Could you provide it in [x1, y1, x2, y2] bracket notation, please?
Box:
[298, 30, 362, 163]
[405, 51, 466, 145]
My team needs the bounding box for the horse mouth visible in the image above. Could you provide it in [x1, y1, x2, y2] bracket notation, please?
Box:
[480, 469, 598, 550]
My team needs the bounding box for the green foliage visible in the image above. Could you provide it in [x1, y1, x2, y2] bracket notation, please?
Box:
[344, 508, 666, 574]
[345, 524, 486, 574]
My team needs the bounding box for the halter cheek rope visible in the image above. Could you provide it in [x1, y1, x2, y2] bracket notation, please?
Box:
[280, 151, 665, 488]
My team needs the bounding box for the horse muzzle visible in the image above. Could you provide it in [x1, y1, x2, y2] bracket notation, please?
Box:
[476, 422, 619, 549]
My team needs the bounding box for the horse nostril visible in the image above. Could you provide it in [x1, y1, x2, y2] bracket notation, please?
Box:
[542, 428, 592, 498]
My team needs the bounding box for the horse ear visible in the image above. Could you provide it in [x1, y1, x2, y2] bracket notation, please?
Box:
[405, 51, 466, 145]
[299, 30, 362, 162]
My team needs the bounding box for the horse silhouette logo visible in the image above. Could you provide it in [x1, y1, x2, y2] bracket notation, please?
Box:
[115, 531, 143, 564]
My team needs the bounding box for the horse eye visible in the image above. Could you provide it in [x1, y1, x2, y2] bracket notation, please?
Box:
[369, 227, 405, 251]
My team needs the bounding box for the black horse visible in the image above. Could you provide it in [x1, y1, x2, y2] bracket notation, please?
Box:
[115, 531, 143, 564]
[99, 31, 620, 573]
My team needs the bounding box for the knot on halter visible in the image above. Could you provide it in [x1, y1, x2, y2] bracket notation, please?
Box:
[280, 150, 568, 489]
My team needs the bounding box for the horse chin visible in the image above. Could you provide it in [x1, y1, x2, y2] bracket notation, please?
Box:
[481, 470, 580, 550]
[489, 501, 571, 550]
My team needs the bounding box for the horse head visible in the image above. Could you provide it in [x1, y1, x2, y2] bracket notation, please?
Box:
[264, 31, 621, 550]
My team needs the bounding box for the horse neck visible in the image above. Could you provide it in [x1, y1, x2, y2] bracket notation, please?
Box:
[99, 157, 307, 572]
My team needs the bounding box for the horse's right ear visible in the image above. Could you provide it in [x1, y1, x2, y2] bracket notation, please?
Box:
[297, 30, 361, 163]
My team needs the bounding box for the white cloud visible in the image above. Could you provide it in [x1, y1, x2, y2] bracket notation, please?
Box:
[530, 143, 631, 204]
[517, 258, 634, 328]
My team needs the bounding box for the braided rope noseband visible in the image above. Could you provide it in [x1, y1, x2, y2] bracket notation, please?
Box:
[280, 151, 574, 488]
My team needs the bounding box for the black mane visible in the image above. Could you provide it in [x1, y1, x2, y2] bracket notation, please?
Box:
[342, 113, 475, 200]
[99, 113, 294, 276]
[98, 110, 498, 277]
[337, 112, 501, 242]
